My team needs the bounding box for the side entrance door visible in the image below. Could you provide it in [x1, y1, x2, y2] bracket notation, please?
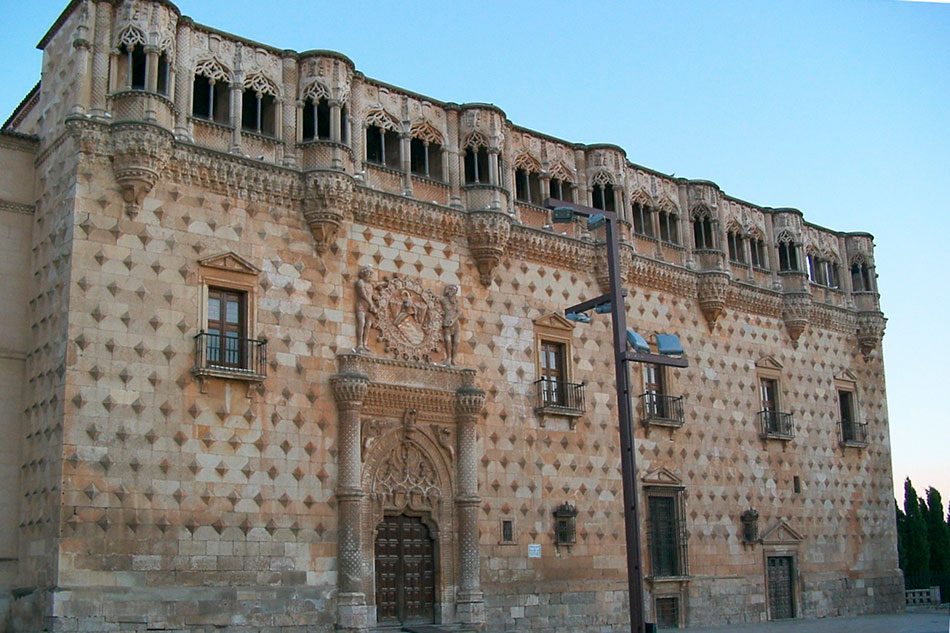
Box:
[375, 515, 435, 625]
[767, 556, 795, 619]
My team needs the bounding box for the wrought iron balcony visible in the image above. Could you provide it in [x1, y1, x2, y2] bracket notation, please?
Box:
[639, 393, 685, 427]
[758, 409, 794, 440]
[840, 420, 869, 447]
[192, 331, 267, 382]
[534, 378, 585, 418]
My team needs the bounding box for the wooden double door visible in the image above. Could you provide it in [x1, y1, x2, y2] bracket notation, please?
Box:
[375, 515, 436, 625]
[767, 556, 795, 619]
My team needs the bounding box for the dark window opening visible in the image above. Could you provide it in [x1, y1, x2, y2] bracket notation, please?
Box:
[838, 390, 854, 425]
[851, 262, 872, 292]
[750, 238, 766, 268]
[692, 215, 715, 250]
[760, 378, 778, 412]
[550, 177, 571, 203]
[591, 183, 616, 212]
[515, 168, 542, 204]
[366, 124, 384, 163]
[302, 97, 331, 141]
[793, 476, 801, 494]
[778, 241, 798, 272]
[192, 75, 230, 124]
[632, 202, 655, 237]
[242, 90, 276, 136]
[728, 231, 746, 264]
[125, 44, 147, 90]
[464, 147, 490, 184]
[656, 597, 679, 628]
[410, 138, 443, 179]
[648, 495, 683, 577]
[156, 52, 170, 95]
[502, 520, 514, 543]
[340, 104, 348, 143]
[659, 211, 679, 244]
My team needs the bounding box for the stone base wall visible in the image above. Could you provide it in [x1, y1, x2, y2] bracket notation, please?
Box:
[32, 585, 336, 633]
[484, 583, 630, 633]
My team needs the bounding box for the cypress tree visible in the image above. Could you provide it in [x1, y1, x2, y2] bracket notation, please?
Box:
[904, 477, 930, 589]
[896, 500, 907, 571]
[924, 487, 950, 598]
[902, 478, 930, 588]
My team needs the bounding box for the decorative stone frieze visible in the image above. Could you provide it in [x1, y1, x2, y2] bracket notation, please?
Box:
[302, 170, 355, 254]
[466, 210, 512, 286]
[109, 121, 174, 209]
[697, 271, 731, 329]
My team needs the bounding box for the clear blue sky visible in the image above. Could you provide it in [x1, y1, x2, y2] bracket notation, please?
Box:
[3, 0, 948, 505]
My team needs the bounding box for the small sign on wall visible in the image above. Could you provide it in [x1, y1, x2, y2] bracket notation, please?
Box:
[528, 544, 541, 558]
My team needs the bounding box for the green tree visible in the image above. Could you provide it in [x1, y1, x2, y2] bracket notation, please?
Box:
[901, 478, 930, 588]
[924, 487, 950, 600]
[896, 500, 907, 571]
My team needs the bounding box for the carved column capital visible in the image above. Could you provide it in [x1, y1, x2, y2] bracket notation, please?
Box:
[109, 121, 174, 211]
[456, 386, 486, 419]
[330, 372, 370, 410]
[856, 311, 886, 359]
[782, 291, 813, 343]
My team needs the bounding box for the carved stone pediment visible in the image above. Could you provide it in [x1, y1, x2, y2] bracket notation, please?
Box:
[198, 251, 260, 275]
[642, 466, 684, 488]
[755, 356, 784, 371]
[760, 519, 804, 546]
[534, 312, 575, 332]
[373, 439, 442, 512]
[373, 276, 445, 362]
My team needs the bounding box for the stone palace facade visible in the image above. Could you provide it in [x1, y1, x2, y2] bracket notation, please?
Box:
[0, 1, 902, 631]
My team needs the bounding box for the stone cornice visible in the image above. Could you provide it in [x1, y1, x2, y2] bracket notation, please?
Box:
[0, 200, 35, 216]
[0, 131, 38, 153]
[508, 227, 593, 272]
[351, 187, 466, 242]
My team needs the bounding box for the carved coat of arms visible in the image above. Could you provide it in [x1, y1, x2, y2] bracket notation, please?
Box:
[374, 276, 444, 362]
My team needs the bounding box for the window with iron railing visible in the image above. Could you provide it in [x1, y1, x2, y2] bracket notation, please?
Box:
[838, 389, 868, 446]
[640, 363, 684, 427]
[192, 287, 266, 380]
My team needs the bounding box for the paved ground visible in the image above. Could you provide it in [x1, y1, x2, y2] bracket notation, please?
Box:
[680, 607, 949, 633]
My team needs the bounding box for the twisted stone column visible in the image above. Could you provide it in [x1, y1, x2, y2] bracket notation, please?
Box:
[331, 372, 370, 633]
[455, 383, 486, 626]
[281, 51, 298, 167]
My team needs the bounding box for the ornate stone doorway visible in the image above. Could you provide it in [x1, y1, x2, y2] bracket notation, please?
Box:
[375, 515, 436, 625]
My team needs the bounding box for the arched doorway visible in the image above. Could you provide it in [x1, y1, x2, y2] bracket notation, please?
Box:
[375, 514, 436, 625]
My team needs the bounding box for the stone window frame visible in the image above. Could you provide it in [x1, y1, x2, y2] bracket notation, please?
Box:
[532, 313, 584, 426]
[193, 252, 263, 387]
[642, 467, 690, 629]
[835, 370, 867, 448]
[756, 357, 794, 440]
[498, 517, 517, 545]
[637, 351, 684, 428]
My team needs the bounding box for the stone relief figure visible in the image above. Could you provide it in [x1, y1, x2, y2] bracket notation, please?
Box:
[355, 267, 377, 353]
[440, 284, 461, 366]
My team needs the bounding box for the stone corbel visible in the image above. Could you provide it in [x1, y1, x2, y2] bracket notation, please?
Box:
[109, 121, 173, 218]
[782, 291, 812, 342]
[302, 170, 355, 255]
[466, 210, 511, 286]
[856, 311, 886, 359]
[697, 270, 730, 329]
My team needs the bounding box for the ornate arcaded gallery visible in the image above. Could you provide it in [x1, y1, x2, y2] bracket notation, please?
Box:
[0, 1, 902, 631]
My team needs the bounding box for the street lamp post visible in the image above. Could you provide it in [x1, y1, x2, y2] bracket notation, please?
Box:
[546, 198, 687, 633]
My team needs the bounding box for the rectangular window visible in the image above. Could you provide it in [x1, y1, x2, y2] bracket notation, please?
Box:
[501, 520, 514, 543]
[539, 340, 566, 407]
[366, 125, 384, 164]
[750, 239, 766, 268]
[779, 242, 798, 271]
[633, 202, 655, 237]
[206, 288, 246, 368]
[656, 597, 679, 628]
[550, 177, 570, 203]
[643, 363, 666, 417]
[648, 495, 682, 577]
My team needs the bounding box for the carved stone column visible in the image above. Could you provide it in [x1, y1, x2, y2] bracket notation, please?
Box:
[229, 75, 244, 154]
[90, 0, 113, 118]
[455, 381, 486, 626]
[173, 17, 192, 140]
[71, 23, 93, 115]
[400, 131, 413, 196]
[281, 51, 298, 167]
[331, 372, 371, 633]
[446, 106, 462, 208]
